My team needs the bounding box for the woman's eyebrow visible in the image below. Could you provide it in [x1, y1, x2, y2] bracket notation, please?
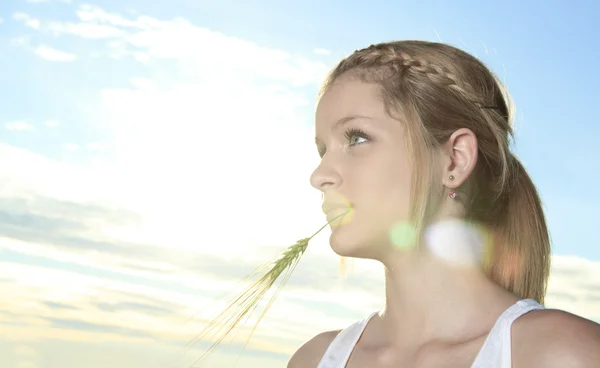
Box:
[314, 114, 373, 145]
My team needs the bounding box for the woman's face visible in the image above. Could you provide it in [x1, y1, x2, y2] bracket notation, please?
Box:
[311, 76, 416, 259]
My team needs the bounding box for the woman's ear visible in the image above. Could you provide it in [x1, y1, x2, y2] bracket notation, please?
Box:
[441, 128, 478, 188]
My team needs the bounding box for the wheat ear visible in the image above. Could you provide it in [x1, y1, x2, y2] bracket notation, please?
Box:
[184, 211, 348, 366]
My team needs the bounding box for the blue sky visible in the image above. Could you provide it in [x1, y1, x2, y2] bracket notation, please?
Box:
[0, 1, 599, 367]
[1, 0, 598, 260]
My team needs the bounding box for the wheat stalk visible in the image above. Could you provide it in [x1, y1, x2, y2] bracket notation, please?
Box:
[182, 211, 349, 367]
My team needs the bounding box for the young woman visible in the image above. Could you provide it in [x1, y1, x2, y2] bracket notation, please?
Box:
[284, 41, 600, 367]
[196, 40, 600, 367]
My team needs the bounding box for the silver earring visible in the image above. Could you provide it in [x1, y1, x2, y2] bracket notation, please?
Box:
[449, 175, 455, 180]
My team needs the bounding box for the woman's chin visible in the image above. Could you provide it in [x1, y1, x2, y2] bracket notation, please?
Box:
[328, 223, 370, 258]
[327, 215, 391, 260]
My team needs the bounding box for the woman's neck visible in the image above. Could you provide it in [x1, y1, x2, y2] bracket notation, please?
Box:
[376, 246, 518, 349]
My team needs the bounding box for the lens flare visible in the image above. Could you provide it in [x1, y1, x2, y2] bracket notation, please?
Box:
[323, 191, 354, 227]
[328, 207, 354, 227]
[389, 221, 417, 249]
[424, 219, 486, 268]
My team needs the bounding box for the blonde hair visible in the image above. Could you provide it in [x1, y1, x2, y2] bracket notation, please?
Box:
[321, 40, 550, 303]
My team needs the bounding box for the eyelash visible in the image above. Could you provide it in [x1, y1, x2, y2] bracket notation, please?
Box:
[317, 128, 371, 158]
[344, 127, 371, 146]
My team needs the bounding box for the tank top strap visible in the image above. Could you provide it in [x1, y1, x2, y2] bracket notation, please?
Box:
[471, 298, 545, 368]
[316, 311, 378, 368]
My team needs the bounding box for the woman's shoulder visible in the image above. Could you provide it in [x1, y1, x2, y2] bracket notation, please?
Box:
[512, 308, 600, 367]
[287, 329, 341, 368]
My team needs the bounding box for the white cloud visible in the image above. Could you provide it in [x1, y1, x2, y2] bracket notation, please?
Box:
[34, 45, 77, 62]
[10, 36, 31, 47]
[44, 120, 59, 128]
[4, 121, 35, 131]
[0, 246, 334, 366]
[313, 48, 332, 55]
[86, 142, 108, 151]
[0, 143, 105, 202]
[47, 21, 126, 39]
[62, 143, 81, 151]
[27, 5, 329, 87]
[1, 4, 328, 263]
[545, 256, 600, 320]
[12, 12, 40, 29]
[0, 7, 336, 363]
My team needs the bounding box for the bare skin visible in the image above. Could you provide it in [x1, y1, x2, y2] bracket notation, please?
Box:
[289, 308, 600, 367]
[288, 76, 600, 367]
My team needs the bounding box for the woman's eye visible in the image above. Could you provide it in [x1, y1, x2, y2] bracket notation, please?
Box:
[344, 128, 370, 146]
[349, 135, 368, 145]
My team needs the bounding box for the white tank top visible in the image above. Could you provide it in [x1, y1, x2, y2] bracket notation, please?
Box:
[316, 299, 544, 368]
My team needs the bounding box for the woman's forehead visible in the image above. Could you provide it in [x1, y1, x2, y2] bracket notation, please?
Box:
[316, 80, 385, 123]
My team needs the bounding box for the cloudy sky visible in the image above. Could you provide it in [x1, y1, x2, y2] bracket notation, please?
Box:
[0, 0, 599, 367]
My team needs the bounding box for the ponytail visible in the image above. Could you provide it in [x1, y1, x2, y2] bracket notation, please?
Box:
[485, 155, 551, 304]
